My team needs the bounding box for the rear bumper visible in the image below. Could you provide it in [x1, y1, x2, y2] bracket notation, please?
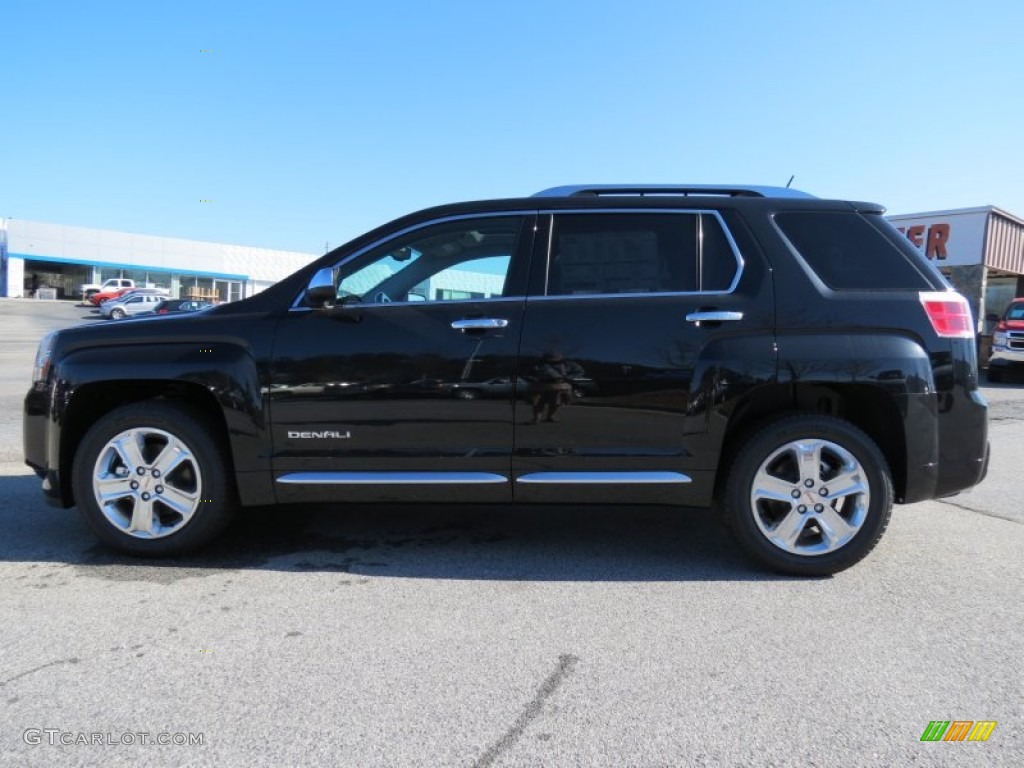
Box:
[935, 388, 989, 497]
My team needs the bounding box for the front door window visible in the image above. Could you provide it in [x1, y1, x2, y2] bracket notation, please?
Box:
[335, 218, 521, 304]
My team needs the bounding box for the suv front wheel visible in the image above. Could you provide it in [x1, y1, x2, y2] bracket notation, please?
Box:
[724, 414, 893, 576]
[71, 402, 237, 556]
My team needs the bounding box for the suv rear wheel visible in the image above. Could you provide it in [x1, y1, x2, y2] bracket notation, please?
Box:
[71, 402, 236, 556]
[724, 414, 892, 576]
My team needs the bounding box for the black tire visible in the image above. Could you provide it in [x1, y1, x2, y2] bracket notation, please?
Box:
[71, 401, 237, 556]
[986, 367, 1003, 383]
[455, 389, 479, 400]
[723, 414, 893, 576]
[110, 308, 126, 319]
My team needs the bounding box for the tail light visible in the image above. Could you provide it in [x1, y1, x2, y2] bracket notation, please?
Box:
[919, 292, 974, 339]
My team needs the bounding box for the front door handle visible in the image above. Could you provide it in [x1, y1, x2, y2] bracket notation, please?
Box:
[451, 318, 509, 331]
[685, 310, 744, 324]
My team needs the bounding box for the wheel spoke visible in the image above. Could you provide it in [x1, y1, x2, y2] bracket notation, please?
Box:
[817, 506, 856, 549]
[127, 498, 156, 535]
[770, 508, 807, 549]
[795, 440, 824, 485]
[825, 469, 865, 500]
[151, 440, 190, 477]
[753, 474, 798, 503]
[159, 485, 199, 517]
[112, 433, 146, 470]
[96, 476, 135, 502]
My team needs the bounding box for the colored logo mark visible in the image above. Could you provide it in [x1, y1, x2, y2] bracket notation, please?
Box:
[920, 720, 996, 742]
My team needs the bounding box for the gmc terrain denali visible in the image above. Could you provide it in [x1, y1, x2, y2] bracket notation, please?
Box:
[24, 185, 990, 575]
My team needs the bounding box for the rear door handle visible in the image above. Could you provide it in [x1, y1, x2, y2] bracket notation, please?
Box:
[451, 318, 509, 330]
[685, 311, 744, 323]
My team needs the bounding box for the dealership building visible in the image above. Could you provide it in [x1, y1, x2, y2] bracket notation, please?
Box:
[0, 218, 319, 302]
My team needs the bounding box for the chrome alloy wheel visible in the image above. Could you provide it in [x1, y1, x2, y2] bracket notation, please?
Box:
[749, 438, 869, 556]
[91, 427, 203, 539]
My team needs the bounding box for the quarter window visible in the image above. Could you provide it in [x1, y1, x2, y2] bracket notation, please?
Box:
[545, 213, 739, 296]
[774, 212, 932, 291]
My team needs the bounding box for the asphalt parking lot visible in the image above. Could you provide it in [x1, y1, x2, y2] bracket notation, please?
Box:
[0, 298, 1020, 767]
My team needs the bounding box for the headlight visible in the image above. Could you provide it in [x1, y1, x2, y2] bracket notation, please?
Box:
[32, 331, 58, 383]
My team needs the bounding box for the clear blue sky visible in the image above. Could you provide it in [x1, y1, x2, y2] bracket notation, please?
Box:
[3, 0, 1022, 254]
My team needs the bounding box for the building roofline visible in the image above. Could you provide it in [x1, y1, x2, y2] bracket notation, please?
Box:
[887, 205, 1024, 229]
[990, 206, 1024, 228]
[3, 217, 318, 258]
[887, 206, 995, 220]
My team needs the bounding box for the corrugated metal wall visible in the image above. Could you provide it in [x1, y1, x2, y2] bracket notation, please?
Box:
[984, 209, 1024, 274]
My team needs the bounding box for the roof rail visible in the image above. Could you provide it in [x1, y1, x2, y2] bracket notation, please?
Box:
[532, 184, 816, 199]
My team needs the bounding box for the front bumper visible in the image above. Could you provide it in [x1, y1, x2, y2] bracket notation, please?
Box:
[989, 336, 1024, 367]
[24, 385, 70, 508]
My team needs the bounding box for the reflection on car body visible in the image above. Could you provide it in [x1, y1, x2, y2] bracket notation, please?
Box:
[450, 376, 530, 400]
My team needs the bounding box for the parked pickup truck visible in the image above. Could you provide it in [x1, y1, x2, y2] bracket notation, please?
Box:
[79, 278, 135, 302]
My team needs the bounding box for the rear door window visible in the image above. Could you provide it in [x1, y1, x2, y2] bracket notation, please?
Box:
[544, 213, 739, 296]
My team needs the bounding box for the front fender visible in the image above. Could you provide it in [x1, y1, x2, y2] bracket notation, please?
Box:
[43, 339, 271, 507]
[61, 338, 266, 453]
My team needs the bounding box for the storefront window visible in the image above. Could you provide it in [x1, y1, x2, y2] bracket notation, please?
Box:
[984, 275, 1018, 332]
[100, 268, 124, 282]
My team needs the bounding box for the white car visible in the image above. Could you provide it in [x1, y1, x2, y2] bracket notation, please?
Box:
[100, 293, 167, 319]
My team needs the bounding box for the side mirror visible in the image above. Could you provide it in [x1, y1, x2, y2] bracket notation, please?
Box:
[985, 313, 999, 323]
[305, 268, 336, 307]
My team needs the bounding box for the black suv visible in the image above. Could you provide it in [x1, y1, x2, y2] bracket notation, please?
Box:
[24, 185, 989, 575]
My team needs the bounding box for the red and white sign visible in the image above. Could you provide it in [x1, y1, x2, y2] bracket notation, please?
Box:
[887, 209, 988, 268]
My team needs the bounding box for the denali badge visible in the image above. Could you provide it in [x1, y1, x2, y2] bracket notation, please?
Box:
[287, 430, 351, 439]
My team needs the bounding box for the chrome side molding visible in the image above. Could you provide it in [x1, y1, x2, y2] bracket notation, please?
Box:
[515, 472, 691, 484]
[276, 471, 692, 485]
[276, 472, 508, 485]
